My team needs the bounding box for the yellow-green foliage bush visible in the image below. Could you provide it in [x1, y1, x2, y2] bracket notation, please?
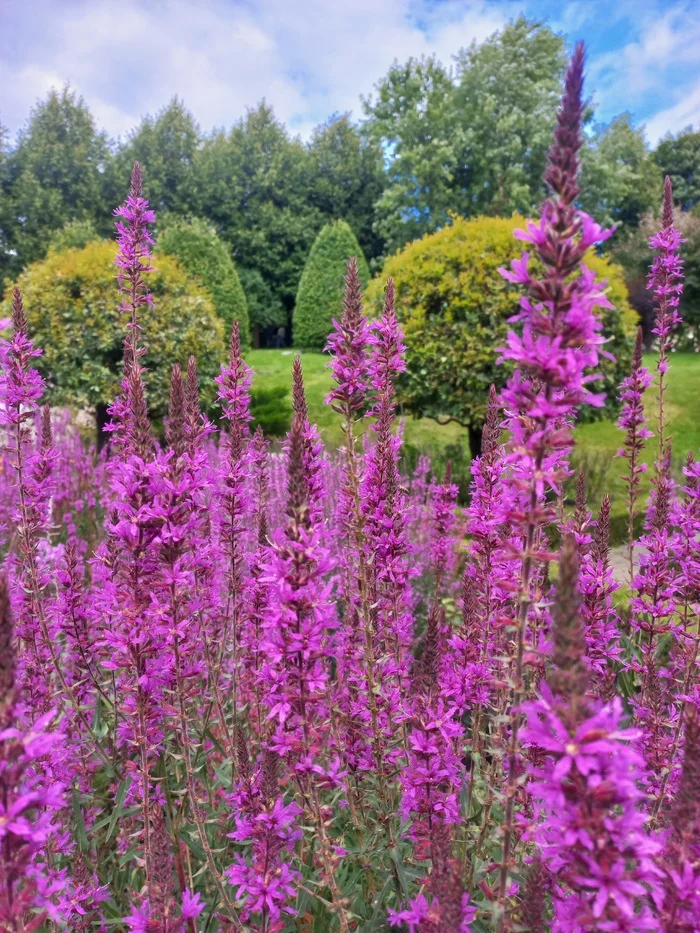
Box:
[367, 215, 636, 453]
[5, 240, 227, 418]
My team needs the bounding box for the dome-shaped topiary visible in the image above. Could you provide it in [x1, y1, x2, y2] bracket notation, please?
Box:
[157, 216, 251, 348]
[366, 214, 637, 456]
[293, 220, 370, 350]
[4, 239, 227, 422]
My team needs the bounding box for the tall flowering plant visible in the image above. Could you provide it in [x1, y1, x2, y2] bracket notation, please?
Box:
[494, 43, 614, 922]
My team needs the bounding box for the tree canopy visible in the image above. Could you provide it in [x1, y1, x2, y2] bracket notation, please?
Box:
[1, 88, 111, 279]
[0, 17, 696, 342]
[580, 114, 661, 230]
[654, 129, 700, 212]
[363, 18, 568, 253]
[113, 99, 200, 217]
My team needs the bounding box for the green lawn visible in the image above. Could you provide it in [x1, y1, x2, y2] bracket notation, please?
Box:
[245, 348, 466, 451]
[245, 349, 700, 536]
[574, 352, 700, 535]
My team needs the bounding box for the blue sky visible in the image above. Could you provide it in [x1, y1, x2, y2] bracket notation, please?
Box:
[1, 0, 698, 145]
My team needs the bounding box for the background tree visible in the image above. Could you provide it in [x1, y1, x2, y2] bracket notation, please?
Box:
[363, 18, 566, 253]
[305, 113, 386, 265]
[112, 98, 199, 217]
[580, 114, 661, 229]
[192, 102, 321, 337]
[654, 128, 700, 211]
[48, 218, 101, 253]
[293, 220, 369, 349]
[4, 240, 226, 436]
[614, 207, 700, 349]
[366, 215, 637, 457]
[362, 56, 457, 254]
[0, 120, 10, 271]
[157, 215, 250, 347]
[451, 16, 567, 216]
[1, 87, 111, 278]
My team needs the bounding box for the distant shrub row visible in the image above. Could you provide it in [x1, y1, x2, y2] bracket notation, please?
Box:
[4, 213, 635, 445]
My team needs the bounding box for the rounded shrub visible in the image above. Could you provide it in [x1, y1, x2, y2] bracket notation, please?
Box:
[47, 218, 101, 253]
[157, 216, 251, 348]
[5, 240, 227, 420]
[366, 214, 637, 456]
[293, 220, 370, 350]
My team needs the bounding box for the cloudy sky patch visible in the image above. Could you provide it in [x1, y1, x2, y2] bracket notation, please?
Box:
[0, 0, 697, 144]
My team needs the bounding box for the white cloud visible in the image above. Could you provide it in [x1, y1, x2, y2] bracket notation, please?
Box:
[0, 0, 504, 140]
[2, 0, 697, 145]
[587, 1, 700, 124]
[644, 79, 700, 142]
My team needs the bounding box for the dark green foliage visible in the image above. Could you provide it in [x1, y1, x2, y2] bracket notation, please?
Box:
[112, 99, 199, 216]
[1, 87, 111, 279]
[191, 103, 321, 334]
[305, 114, 386, 265]
[293, 221, 370, 350]
[580, 114, 661, 230]
[250, 385, 292, 437]
[238, 266, 286, 337]
[48, 218, 101, 253]
[157, 216, 250, 348]
[655, 130, 700, 211]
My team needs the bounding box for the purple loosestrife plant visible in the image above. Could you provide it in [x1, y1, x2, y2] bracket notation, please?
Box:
[651, 455, 700, 819]
[659, 701, 700, 931]
[522, 540, 663, 932]
[0, 576, 66, 932]
[617, 328, 653, 583]
[326, 260, 392, 785]
[494, 43, 614, 923]
[0, 293, 55, 713]
[101, 163, 166, 889]
[648, 176, 684, 453]
[356, 281, 414, 765]
[260, 372, 350, 931]
[579, 495, 623, 697]
[462, 386, 517, 678]
[215, 322, 253, 734]
[226, 737, 301, 931]
[239, 426, 272, 739]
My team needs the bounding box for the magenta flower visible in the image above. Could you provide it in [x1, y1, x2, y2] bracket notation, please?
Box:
[617, 327, 653, 583]
[494, 42, 616, 912]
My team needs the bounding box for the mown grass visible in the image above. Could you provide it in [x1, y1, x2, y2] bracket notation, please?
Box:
[245, 348, 466, 450]
[245, 348, 700, 540]
[574, 353, 700, 535]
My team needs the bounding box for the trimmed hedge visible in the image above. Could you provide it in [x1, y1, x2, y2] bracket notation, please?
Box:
[293, 220, 369, 350]
[366, 214, 637, 453]
[5, 239, 227, 418]
[157, 216, 251, 348]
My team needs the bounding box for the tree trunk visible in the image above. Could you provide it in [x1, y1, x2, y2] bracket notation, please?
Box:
[95, 403, 110, 451]
[468, 424, 483, 460]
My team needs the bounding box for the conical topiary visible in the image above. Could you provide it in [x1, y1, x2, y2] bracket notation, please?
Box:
[158, 216, 251, 348]
[293, 220, 369, 350]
